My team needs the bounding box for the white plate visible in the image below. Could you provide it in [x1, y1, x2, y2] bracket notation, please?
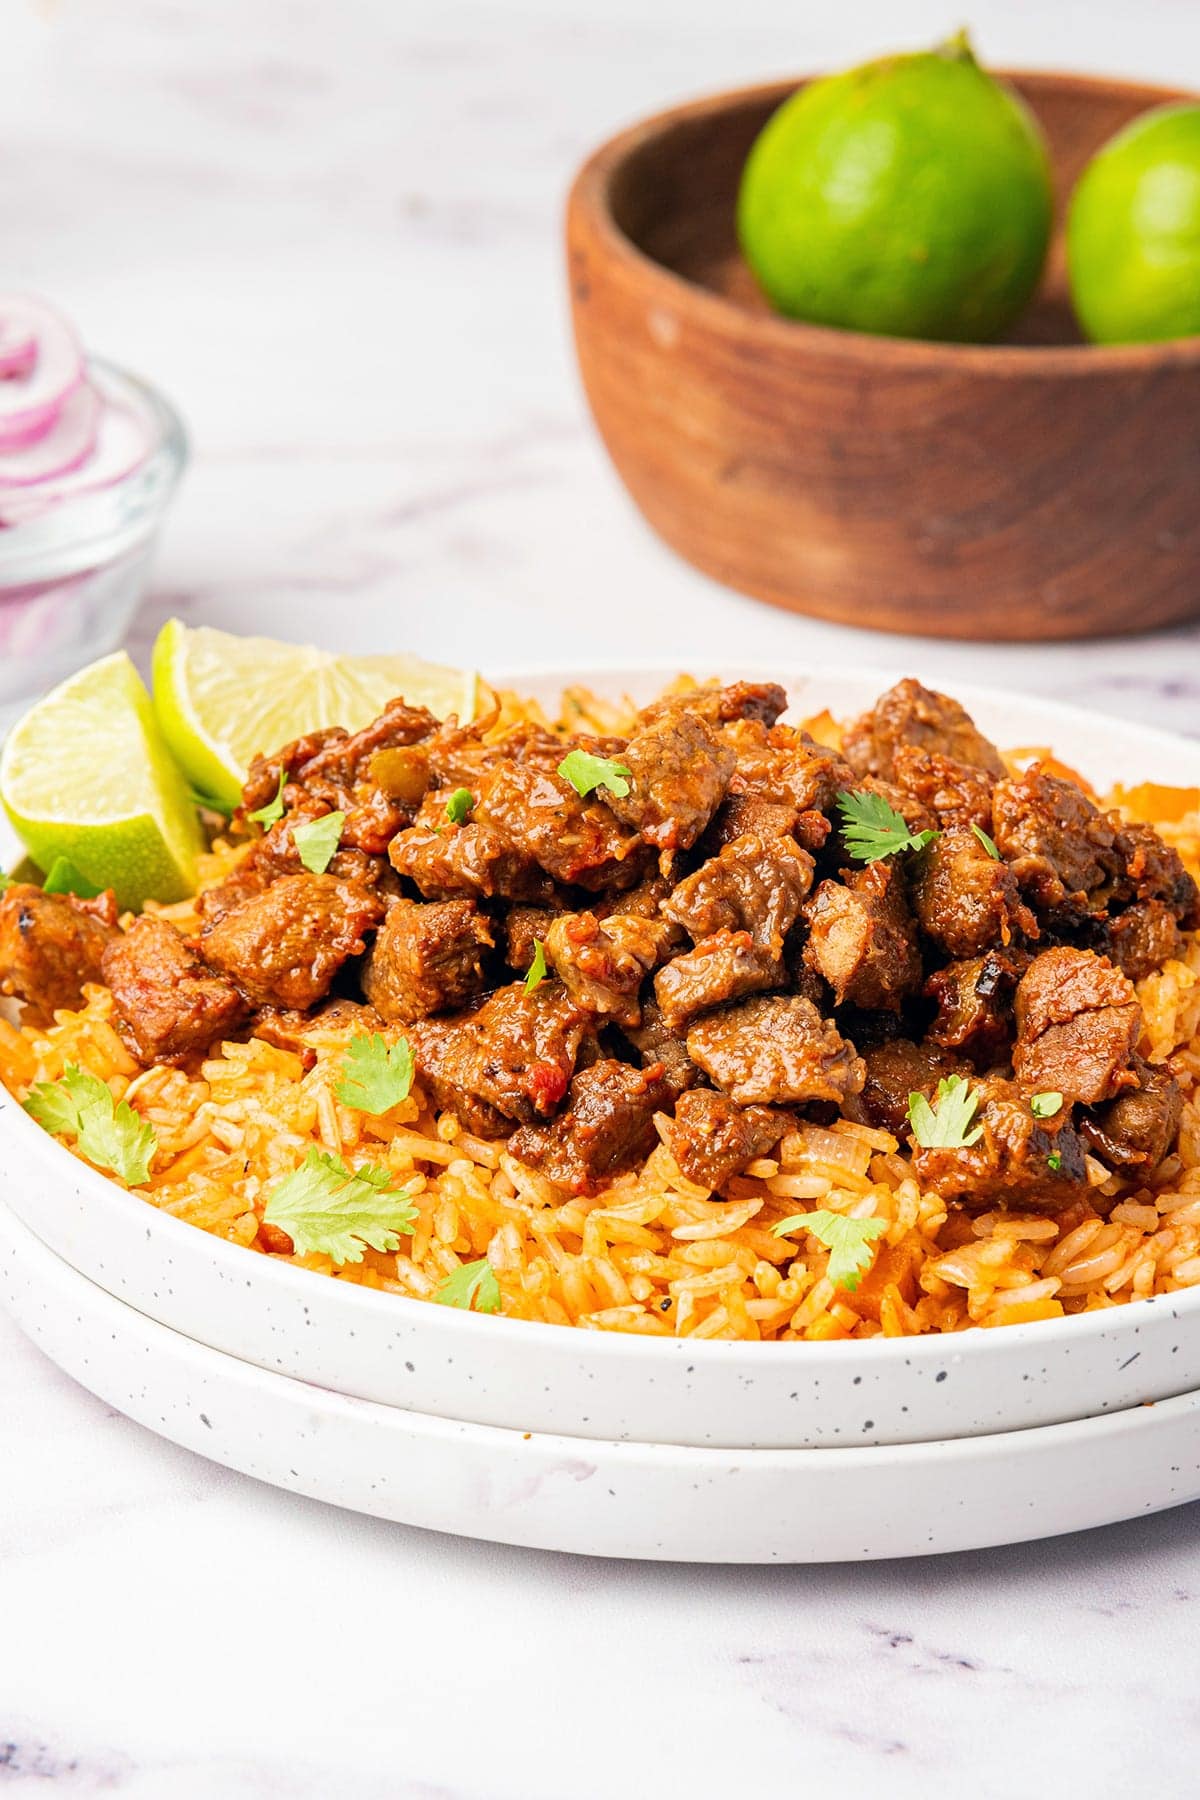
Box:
[3, 1196, 1200, 1563]
[4, 663, 1200, 1452]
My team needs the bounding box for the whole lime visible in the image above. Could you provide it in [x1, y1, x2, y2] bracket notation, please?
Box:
[736, 37, 1054, 342]
[1068, 103, 1200, 344]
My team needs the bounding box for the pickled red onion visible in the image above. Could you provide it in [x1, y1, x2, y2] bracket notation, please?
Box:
[0, 298, 83, 445]
[0, 381, 99, 487]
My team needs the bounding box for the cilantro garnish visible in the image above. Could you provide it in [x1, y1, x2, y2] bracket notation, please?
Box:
[25, 1064, 156, 1186]
[1030, 1091, 1063, 1120]
[248, 770, 287, 828]
[335, 1032, 414, 1115]
[557, 749, 633, 800]
[293, 811, 345, 874]
[262, 1148, 417, 1265]
[770, 1209, 888, 1293]
[41, 857, 103, 898]
[444, 787, 474, 825]
[524, 939, 548, 993]
[434, 1257, 502, 1313]
[1047, 1151, 1064, 1173]
[971, 823, 1001, 860]
[907, 1074, 984, 1149]
[836, 790, 937, 862]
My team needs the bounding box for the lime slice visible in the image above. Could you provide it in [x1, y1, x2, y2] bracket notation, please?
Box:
[1, 652, 203, 910]
[152, 620, 481, 811]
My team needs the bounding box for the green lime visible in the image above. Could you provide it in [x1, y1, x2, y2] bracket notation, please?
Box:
[152, 620, 481, 812]
[737, 35, 1053, 342]
[0, 652, 203, 910]
[1067, 103, 1200, 345]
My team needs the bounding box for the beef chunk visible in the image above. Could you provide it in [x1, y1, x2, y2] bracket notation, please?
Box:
[910, 823, 1036, 957]
[992, 766, 1124, 916]
[720, 721, 854, 817]
[473, 763, 647, 889]
[504, 904, 566, 975]
[103, 916, 248, 1065]
[925, 948, 1031, 1065]
[655, 930, 779, 1029]
[361, 898, 493, 1022]
[1081, 1058, 1182, 1174]
[1117, 823, 1200, 925]
[1093, 900, 1183, 982]
[701, 791, 806, 854]
[290, 697, 440, 789]
[409, 982, 591, 1130]
[843, 678, 1004, 782]
[622, 996, 702, 1097]
[604, 709, 735, 851]
[663, 833, 814, 955]
[639, 681, 787, 730]
[240, 727, 348, 816]
[664, 1088, 793, 1191]
[0, 883, 117, 1014]
[545, 910, 675, 1027]
[1013, 947, 1141, 1106]
[252, 997, 383, 1055]
[891, 745, 995, 830]
[911, 1079, 1090, 1211]
[686, 994, 865, 1107]
[201, 874, 383, 1010]
[802, 862, 922, 1011]
[390, 809, 557, 904]
[507, 1058, 673, 1195]
[856, 1038, 968, 1137]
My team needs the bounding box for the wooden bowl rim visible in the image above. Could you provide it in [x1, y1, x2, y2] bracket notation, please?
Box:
[568, 68, 1200, 375]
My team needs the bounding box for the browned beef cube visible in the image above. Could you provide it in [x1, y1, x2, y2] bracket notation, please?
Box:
[701, 791, 804, 854]
[390, 813, 557, 904]
[622, 996, 702, 1098]
[911, 1079, 1090, 1211]
[0, 883, 117, 1014]
[720, 721, 855, 817]
[361, 899, 493, 1022]
[1094, 900, 1183, 981]
[545, 910, 676, 1027]
[992, 765, 1124, 916]
[201, 874, 383, 1010]
[910, 823, 1036, 957]
[663, 833, 814, 956]
[1013, 947, 1140, 1106]
[664, 1088, 793, 1191]
[604, 710, 735, 851]
[686, 994, 865, 1107]
[241, 727, 346, 816]
[1117, 822, 1200, 925]
[891, 746, 995, 830]
[639, 681, 788, 730]
[1081, 1058, 1182, 1174]
[507, 1058, 674, 1195]
[654, 931, 779, 1030]
[409, 983, 591, 1129]
[843, 679, 1004, 782]
[103, 915, 248, 1066]
[924, 949, 1030, 1065]
[293, 697, 439, 788]
[473, 763, 648, 889]
[802, 862, 922, 1011]
[252, 998, 384, 1058]
[504, 904, 565, 974]
[855, 1038, 968, 1137]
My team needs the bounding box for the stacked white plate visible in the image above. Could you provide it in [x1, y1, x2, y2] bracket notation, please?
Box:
[3, 667, 1200, 1561]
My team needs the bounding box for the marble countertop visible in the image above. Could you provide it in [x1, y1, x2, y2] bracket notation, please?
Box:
[3, 0, 1200, 1791]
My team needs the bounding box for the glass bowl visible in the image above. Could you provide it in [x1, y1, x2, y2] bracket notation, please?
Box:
[0, 358, 188, 724]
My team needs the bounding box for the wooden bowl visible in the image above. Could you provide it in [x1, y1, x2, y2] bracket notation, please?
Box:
[566, 71, 1200, 641]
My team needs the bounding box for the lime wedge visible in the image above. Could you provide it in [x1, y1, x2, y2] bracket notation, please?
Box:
[1, 652, 203, 910]
[152, 620, 481, 812]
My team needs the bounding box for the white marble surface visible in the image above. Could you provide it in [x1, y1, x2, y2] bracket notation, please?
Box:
[3, 0, 1200, 1791]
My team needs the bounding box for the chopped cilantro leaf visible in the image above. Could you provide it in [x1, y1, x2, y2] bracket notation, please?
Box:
[435, 1257, 502, 1313]
[41, 857, 103, 898]
[263, 1148, 418, 1265]
[524, 938, 548, 993]
[557, 748, 633, 800]
[248, 770, 287, 828]
[836, 790, 937, 862]
[770, 1209, 888, 1293]
[335, 1032, 415, 1115]
[907, 1074, 984, 1149]
[25, 1063, 156, 1185]
[971, 823, 1001, 860]
[1030, 1091, 1063, 1120]
[1047, 1151, 1064, 1173]
[292, 810, 345, 874]
[445, 787, 474, 825]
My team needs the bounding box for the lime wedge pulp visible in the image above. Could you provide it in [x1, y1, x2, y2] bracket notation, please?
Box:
[1, 652, 203, 910]
[152, 620, 481, 812]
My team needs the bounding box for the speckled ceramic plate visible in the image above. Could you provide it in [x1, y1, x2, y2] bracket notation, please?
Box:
[3, 1196, 1200, 1562]
[3, 665, 1200, 1452]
